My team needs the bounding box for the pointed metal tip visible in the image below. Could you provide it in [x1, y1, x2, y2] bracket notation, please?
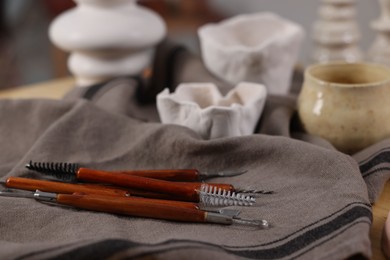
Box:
[224, 169, 248, 177]
[234, 188, 275, 196]
[199, 207, 241, 218]
[200, 169, 248, 179]
[240, 169, 248, 174]
[232, 218, 270, 229]
[25, 161, 32, 169]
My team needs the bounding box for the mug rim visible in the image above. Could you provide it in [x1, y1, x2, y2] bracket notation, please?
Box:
[305, 62, 390, 88]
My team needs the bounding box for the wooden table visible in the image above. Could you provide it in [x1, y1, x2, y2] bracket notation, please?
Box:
[0, 77, 389, 260]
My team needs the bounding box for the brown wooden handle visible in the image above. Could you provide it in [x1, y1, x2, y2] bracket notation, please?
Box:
[6, 177, 130, 197]
[70, 193, 199, 210]
[177, 182, 235, 192]
[116, 183, 233, 201]
[77, 168, 235, 202]
[57, 194, 206, 223]
[112, 169, 200, 181]
[77, 168, 201, 202]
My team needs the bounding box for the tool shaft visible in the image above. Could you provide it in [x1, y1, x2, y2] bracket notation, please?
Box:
[77, 168, 200, 201]
[112, 169, 201, 181]
[77, 168, 234, 202]
[56, 193, 207, 223]
[6, 177, 130, 197]
[111, 170, 235, 191]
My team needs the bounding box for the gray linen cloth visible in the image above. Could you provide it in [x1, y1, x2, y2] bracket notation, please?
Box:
[0, 43, 388, 259]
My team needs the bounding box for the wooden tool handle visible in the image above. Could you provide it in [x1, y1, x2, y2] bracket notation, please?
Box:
[77, 168, 201, 202]
[179, 182, 235, 192]
[115, 182, 233, 201]
[6, 177, 130, 197]
[57, 194, 206, 223]
[77, 168, 235, 202]
[112, 169, 200, 181]
[70, 193, 199, 210]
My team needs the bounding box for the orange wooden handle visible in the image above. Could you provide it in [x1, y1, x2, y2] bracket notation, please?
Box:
[118, 183, 233, 201]
[70, 193, 199, 210]
[112, 169, 201, 181]
[111, 169, 235, 191]
[77, 168, 200, 202]
[6, 177, 130, 197]
[178, 182, 234, 192]
[77, 168, 235, 202]
[57, 193, 206, 223]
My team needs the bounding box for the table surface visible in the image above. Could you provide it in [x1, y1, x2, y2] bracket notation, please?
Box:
[0, 77, 389, 260]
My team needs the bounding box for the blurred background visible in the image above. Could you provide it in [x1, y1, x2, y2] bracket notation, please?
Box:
[0, 0, 380, 90]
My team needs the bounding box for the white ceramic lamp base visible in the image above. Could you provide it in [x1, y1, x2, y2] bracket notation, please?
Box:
[49, 0, 166, 87]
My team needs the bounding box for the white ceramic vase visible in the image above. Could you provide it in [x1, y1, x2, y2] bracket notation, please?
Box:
[198, 12, 304, 95]
[49, 0, 166, 87]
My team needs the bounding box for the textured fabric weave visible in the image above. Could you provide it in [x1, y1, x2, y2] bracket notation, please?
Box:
[0, 43, 388, 260]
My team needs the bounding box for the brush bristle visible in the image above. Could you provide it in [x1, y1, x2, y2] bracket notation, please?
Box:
[198, 184, 255, 207]
[25, 161, 79, 182]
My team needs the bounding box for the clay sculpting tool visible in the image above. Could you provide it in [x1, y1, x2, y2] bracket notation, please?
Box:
[0, 189, 269, 228]
[0, 177, 254, 208]
[26, 161, 246, 181]
[26, 161, 271, 195]
[110, 169, 248, 181]
[1, 177, 131, 197]
[25, 161, 256, 205]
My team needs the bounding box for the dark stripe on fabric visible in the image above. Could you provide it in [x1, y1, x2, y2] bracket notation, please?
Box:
[231, 206, 371, 259]
[362, 167, 390, 178]
[359, 150, 390, 173]
[358, 147, 390, 164]
[81, 76, 143, 101]
[81, 80, 112, 100]
[34, 205, 370, 260]
[290, 220, 371, 260]
[15, 241, 84, 260]
[228, 202, 370, 249]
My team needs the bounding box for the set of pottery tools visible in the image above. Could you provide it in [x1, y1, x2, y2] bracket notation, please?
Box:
[0, 161, 270, 228]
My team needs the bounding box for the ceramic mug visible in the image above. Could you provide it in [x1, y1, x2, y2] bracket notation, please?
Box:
[297, 62, 390, 154]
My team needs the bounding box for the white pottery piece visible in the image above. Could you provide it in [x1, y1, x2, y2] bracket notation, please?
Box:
[49, 0, 166, 87]
[198, 12, 304, 95]
[297, 62, 390, 154]
[367, 0, 390, 66]
[312, 0, 363, 63]
[156, 82, 267, 140]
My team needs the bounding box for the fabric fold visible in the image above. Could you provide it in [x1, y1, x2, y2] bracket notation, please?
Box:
[0, 40, 388, 260]
[0, 96, 372, 259]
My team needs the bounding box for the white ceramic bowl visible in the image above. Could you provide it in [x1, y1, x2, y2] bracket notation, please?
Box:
[198, 12, 304, 95]
[298, 62, 390, 154]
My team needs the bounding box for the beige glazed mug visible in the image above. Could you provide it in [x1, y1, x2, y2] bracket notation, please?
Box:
[297, 62, 390, 154]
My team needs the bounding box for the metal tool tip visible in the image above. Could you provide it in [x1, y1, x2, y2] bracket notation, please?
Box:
[258, 220, 270, 229]
[218, 169, 248, 178]
[232, 218, 270, 229]
[25, 161, 32, 169]
[231, 169, 248, 176]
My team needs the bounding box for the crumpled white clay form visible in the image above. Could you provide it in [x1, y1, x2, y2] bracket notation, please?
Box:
[198, 12, 304, 95]
[157, 82, 267, 139]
